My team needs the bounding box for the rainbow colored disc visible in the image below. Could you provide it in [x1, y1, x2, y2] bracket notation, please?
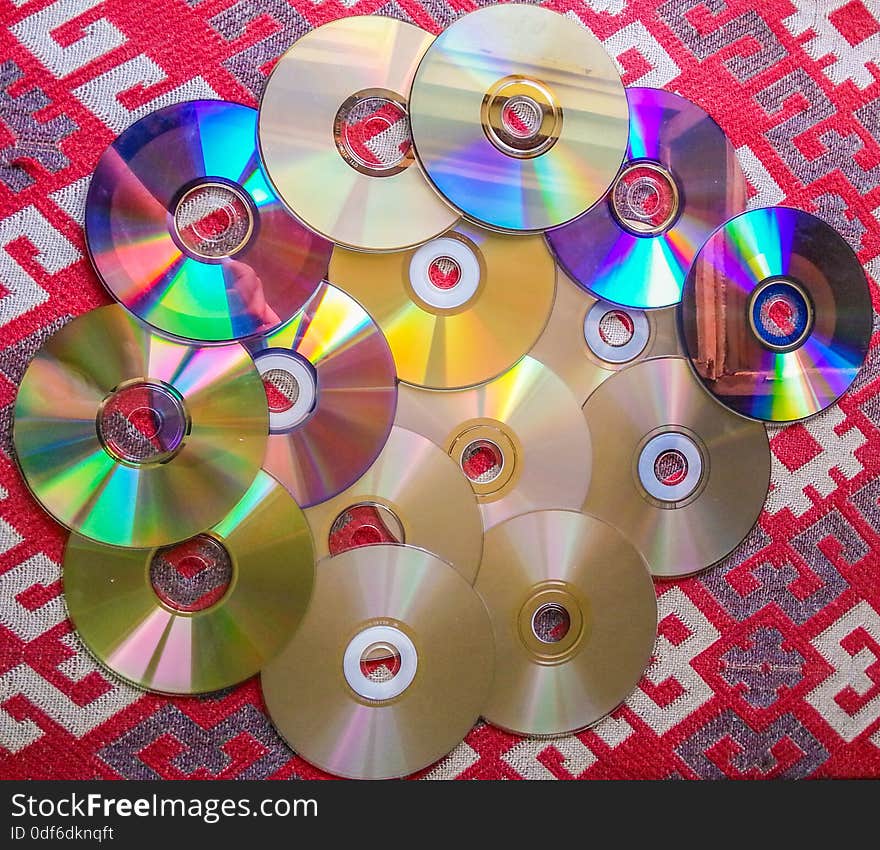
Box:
[547, 87, 747, 309]
[408, 5, 628, 232]
[680, 207, 872, 422]
[246, 283, 398, 507]
[13, 305, 268, 547]
[86, 100, 332, 342]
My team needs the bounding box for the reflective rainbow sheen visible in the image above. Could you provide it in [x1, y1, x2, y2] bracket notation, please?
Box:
[64, 470, 315, 694]
[408, 5, 628, 231]
[680, 207, 872, 422]
[247, 283, 397, 507]
[13, 305, 268, 547]
[85, 100, 331, 343]
[547, 87, 747, 309]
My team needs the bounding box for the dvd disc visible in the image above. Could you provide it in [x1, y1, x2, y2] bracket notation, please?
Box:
[530, 270, 680, 404]
[328, 223, 555, 389]
[258, 17, 458, 251]
[86, 100, 331, 342]
[305, 427, 483, 583]
[13, 305, 268, 547]
[680, 207, 872, 422]
[477, 510, 657, 736]
[583, 357, 770, 578]
[65, 471, 315, 694]
[261, 544, 493, 780]
[547, 87, 747, 309]
[246, 283, 397, 507]
[409, 5, 628, 231]
[397, 357, 591, 530]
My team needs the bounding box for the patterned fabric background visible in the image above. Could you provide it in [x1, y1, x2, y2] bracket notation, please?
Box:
[1, 0, 879, 780]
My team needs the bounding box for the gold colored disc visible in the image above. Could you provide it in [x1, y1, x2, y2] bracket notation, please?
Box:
[305, 427, 484, 583]
[530, 270, 681, 404]
[583, 357, 770, 578]
[64, 471, 315, 695]
[261, 544, 494, 780]
[397, 357, 591, 530]
[328, 223, 556, 389]
[477, 510, 657, 736]
[258, 16, 458, 251]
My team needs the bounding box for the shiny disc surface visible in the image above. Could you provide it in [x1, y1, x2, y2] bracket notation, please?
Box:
[305, 427, 483, 583]
[86, 100, 331, 342]
[259, 17, 458, 251]
[397, 357, 591, 530]
[14, 305, 268, 547]
[477, 510, 657, 736]
[583, 357, 770, 577]
[409, 5, 628, 231]
[261, 544, 493, 780]
[680, 207, 872, 422]
[530, 270, 681, 405]
[547, 87, 747, 309]
[65, 471, 315, 694]
[247, 283, 398, 507]
[328, 223, 556, 389]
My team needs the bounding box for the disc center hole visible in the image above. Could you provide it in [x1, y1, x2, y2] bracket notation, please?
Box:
[598, 310, 636, 348]
[254, 351, 317, 431]
[262, 367, 301, 414]
[611, 162, 679, 235]
[654, 449, 688, 488]
[461, 439, 504, 484]
[428, 255, 462, 290]
[98, 380, 188, 465]
[531, 603, 571, 644]
[149, 534, 233, 613]
[501, 96, 543, 140]
[359, 641, 402, 683]
[749, 277, 814, 352]
[333, 89, 413, 178]
[173, 181, 253, 259]
[329, 503, 405, 556]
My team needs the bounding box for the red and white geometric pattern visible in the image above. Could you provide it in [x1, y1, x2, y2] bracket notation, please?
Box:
[1, 0, 879, 779]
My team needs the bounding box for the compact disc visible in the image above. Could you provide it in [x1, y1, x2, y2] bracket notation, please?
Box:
[328, 223, 555, 389]
[13, 305, 267, 547]
[409, 5, 628, 231]
[397, 357, 591, 530]
[246, 283, 397, 507]
[261, 544, 493, 780]
[86, 100, 331, 342]
[259, 16, 458, 251]
[680, 207, 872, 422]
[305, 427, 483, 583]
[65, 471, 315, 694]
[530, 269, 680, 404]
[582, 357, 770, 578]
[477, 510, 657, 736]
[547, 87, 747, 309]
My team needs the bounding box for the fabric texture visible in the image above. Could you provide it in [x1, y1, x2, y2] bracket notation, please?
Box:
[1, 0, 879, 779]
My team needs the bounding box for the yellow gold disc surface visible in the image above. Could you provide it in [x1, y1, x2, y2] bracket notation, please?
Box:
[329, 223, 555, 389]
[64, 471, 315, 695]
[583, 357, 770, 578]
[477, 510, 657, 736]
[397, 357, 591, 529]
[258, 16, 458, 251]
[305, 426, 483, 583]
[261, 544, 494, 780]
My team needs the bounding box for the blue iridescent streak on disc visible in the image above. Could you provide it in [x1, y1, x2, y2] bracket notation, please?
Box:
[86, 100, 331, 343]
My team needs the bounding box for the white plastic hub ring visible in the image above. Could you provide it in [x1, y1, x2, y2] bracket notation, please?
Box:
[584, 300, 650, 364]
[409, 237, 481, 310]
[343, 625, 417, 702]
[637, 432, 703, 503]
[254, 350, 317, 432]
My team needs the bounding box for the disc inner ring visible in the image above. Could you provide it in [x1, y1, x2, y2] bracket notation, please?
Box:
[518, 584, 586, 665]
[343, 624, 418, 703]
[635, 427, 707, 508]
[407, 233, 484, 314]
[448, 423, 519, 498]
[329, 502, 406, 555]
[149, 534, 235, 614]
[610, 160, 681, 236]
[481, 75, 563, 159]
[171, 179, 255, 260]
[747, 276, 815, 353]
[254, 350, 318, 433]
[333, 87, 414, 178]
[584, 300, 651, 364]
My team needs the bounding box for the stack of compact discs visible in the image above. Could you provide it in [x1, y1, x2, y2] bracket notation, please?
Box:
[9, 4, 872, 781]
